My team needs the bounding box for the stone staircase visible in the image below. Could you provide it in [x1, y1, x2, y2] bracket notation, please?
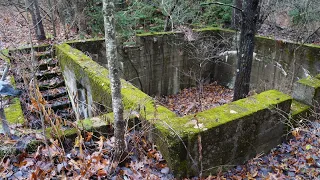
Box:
[13, 49, 75, 127]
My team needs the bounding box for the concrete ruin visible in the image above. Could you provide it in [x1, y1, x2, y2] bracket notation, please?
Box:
[1, 27, 320, 177]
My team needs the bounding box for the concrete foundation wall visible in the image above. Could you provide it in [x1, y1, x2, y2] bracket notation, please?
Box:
[55, 44, 297, 177]
[68, 28, 320, 96]
[68, 29, 234, 96]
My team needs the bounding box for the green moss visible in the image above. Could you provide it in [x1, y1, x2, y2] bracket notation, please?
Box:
[136, 31, 177, 37]
[290, 100, 310, 117]
[63, 128, 78, 137]
[8, 44, 50, 53]
[315, 74, 320, 80]
[304, 43, 320, 49]
[186, 90, 292, 131]
[4, 98, 24, 124]
[55, 43, 296, 177]
[3, 77, 24, 124]
[255, 35, 275, 41]
[26, 140, 43, 152]
[297, 77, 320, 88]
[56, 44, 112, 107]
[45, 126, 78, 139]
[194, 27, 235, 33]
[55, 43, 181, 133]
[0, 49, 10, 63]
[136, 27, 236, 38]
[77, 118, 94, 129]
[66, 38, 104, 44]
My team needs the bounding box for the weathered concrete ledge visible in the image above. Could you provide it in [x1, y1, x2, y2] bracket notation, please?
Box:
[292, 76, 320, 106]
[55, 43, 297, 177]
[290, 100, 311, 120]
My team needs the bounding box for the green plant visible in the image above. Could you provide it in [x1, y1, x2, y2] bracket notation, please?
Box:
[288, 2, 320, 25]
[197, 0, 232, 27]
[85, 0, 233, 42]
[85, 0, 104, 35]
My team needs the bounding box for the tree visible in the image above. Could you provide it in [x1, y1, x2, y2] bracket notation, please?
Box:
[233, 0, 260, 100]
[232, 0, 242, 29]
[102, 0, 126, 156]
[47, 0, 56, 37]
[25, 0, 46, 40]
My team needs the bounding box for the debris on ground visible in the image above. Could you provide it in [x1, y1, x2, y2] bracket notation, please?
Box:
[0, 130, 174, 179]
[157, 82, 233, 116]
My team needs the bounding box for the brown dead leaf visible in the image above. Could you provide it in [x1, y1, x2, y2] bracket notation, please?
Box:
[97, 169, 107, 177]
[85, 132, 93, 142]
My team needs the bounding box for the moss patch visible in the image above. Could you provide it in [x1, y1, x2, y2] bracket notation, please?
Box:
[194, 27, 235, 33]
[184, 90, 292, 132]
[4, 98, 24, 124]
[66, 38, 104, 44]
[0, 49, 10, 63]
[290, 100, 310, 117]
[298, 77, 320, 88]
[0, 52, 25, 124]
[136, 31, 177, 37]
[8, 44, 50, 53]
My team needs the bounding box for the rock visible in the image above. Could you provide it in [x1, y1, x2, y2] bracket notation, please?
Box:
[161, 167, 170, 174]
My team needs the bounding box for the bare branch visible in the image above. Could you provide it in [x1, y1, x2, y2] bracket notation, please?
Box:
[200, 2, 243, 12]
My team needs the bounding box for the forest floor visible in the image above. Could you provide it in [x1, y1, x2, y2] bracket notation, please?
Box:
[1, 5, 320, 180]
[157, 83, 233, 116]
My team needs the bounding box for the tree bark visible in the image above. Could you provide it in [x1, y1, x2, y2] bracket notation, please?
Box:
[47, 0, 56, 37]
[163, 0, 179, 32]
[102, 0, 126, 156]
[233, 0, 260, 101]
[71, 0, 87, 34]
[25, 0, 46, 40]
[232, 0, 242, 30]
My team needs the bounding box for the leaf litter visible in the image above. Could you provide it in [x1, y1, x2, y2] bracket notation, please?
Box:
[202, 120, 320, 180]
[157, 82, 233, 116]
[0, 130, 175, 179]
[1, 4, 320, 179]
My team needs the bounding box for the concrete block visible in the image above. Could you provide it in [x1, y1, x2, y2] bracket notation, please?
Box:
[292, 77, 320, 105]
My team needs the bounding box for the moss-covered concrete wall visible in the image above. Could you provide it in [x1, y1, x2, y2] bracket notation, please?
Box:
[67, 28, 320, 96]
[55, 44, 294, 177]
[252, 37, 320, 93]
[67, 28, 235, 96]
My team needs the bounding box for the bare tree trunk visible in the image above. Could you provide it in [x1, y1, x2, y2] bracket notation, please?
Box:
[232, 0, 242, 29]
[74, 0, 87, 34]
[102, 0, 126, 156]
[163, 0, 179, 32]
[47, 0, 56, 37]
[25, 0, 46, 40]
[233, 0, 260, 101]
